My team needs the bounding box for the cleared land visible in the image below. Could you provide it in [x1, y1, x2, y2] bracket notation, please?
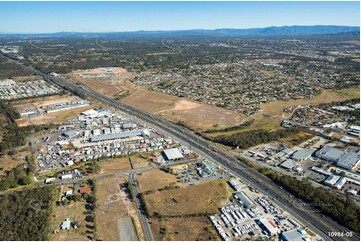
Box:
[95, 176, 144, 241]
[67, 68, 135, 98]
[98, 157, 132, 175]
[122, 87, 244, 130]
[144, 179, 231, 216]
[150, 216, 220, 241]
[143, 179, 230, 241]
[136, 169, 181, 193]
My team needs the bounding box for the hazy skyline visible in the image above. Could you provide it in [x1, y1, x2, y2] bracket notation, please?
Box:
[0, 1, 359, 33]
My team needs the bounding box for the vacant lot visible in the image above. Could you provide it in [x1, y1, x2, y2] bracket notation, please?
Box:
[130, 154, 153, 169]
[280, 132, 314, 147]
[96, 176, 144, 241]
[98, 157, 132, 175]
[144, 179, 231, 216]
[122, 87, 244, 130]
[150, 216, 219, 241]
[67, 68, 135, 98]
[136, 169, 181, 193]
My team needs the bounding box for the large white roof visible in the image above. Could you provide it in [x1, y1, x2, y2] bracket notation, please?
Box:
[163, 148, 183, 160]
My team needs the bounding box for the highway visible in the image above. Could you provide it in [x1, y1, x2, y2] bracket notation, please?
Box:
[1, 53, 359, 241]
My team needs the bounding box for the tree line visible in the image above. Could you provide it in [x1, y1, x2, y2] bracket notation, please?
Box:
[213, 128, 300, 149]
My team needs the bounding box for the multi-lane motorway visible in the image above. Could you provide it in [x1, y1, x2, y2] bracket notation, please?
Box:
[1, 53, 359, 241]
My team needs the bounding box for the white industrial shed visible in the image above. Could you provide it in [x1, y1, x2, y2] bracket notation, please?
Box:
[163, 148, 183, 161]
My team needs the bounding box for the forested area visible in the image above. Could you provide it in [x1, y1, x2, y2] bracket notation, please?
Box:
[0, 186, 55, 240]
[0, 157, 34, 191]
[240, 157, 360, 233]
[213, 128, 300, 148]
[0, 57, 34, 79]
[0, 100, 53, 155]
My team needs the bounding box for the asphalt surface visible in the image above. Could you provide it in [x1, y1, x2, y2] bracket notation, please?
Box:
[1, 53, 359, 241]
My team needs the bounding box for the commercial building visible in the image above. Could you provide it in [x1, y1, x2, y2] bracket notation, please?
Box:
[324, 175, 340, 186]
[89, 130, 147, 142]
[162, 147, 184, 161]
[228, 179, 246, 191]
[280, 159, 296, 170]
[234, 192, 256, 209]
[291, 149, 312, 161]
[334, 177, 347, 190]
[336, 150, 360, 170]
[258, 218, 279, 235]
[281, 228, 310, 241]
[315, 146, 344, 162]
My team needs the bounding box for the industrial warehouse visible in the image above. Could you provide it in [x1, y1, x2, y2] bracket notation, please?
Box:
[32, 108, 192, 172]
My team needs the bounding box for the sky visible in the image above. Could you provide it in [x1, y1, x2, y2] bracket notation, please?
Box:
[0, 1, 359, 33]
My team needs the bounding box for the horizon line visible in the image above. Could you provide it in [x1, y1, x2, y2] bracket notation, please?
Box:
[0, 24, 360, 35]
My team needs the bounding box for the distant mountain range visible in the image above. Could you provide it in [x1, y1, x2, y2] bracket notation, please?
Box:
[0, 25, 359, 38]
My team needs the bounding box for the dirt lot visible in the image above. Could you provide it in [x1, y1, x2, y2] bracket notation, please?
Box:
[144, 179, 231, 216]
[98, 157, 132, 175]
[95, 176, 144, 241]
[67, 68, 135, 98]
[150, 216, 220, 241]
[130, 154, 153, 169]
[136, 169, 181, 193]
[122, 87, 244, 131]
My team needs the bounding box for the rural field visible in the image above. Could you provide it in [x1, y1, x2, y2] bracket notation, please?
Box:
[136, 169, 182, 193]
[48, 185, 90, 241]
[144, 179, 231, 216]
[150, 216, 220, 241]
[95, 176, 144, 241]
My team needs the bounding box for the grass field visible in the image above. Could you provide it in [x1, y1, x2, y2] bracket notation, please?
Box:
[149, 216, 220, 241]
[49, 186, 90, 241]
[98, 157, 132, 175]
[260, 88, 359, 118]
[280, 132, 314, 147]
[122, 87, 244, 131]
[0, 156, 26, 176]
[144, 179, 231, 216]
[95, 176, 144, 241]
[136, 169, 181, 193]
